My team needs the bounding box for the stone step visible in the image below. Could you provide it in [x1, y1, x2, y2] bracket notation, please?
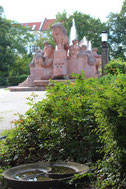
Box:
[8, 86, 46, 92]
[33, 79, 75, 87]
[8, 79, 75, 92]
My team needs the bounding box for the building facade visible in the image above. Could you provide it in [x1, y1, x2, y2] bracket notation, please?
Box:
[21, 18, 56, 54]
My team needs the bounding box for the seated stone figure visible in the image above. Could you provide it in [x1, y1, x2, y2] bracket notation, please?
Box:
[30, 44, 54, 68]
[69, 39, 80, 58]
[92, 48, 101, 73]
[78, 45, 96, 65]
[43, 40, 50, 57]
[43, 44, 54, 68]
[27, 43, 55, 85]
[29, 50, 44, 68]
[79, 45, 91, 55]
[51, 22, 69, 51]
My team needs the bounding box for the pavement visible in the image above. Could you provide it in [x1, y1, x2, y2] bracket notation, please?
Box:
[0, 88, 47, 135]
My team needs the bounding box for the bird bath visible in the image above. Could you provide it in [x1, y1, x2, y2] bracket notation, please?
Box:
[3, 161, 89, 189]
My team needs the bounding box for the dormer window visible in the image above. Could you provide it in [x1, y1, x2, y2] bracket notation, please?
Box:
[32, 25, 36, 30]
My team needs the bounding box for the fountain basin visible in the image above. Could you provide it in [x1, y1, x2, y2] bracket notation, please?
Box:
[3, 161, 89, 189]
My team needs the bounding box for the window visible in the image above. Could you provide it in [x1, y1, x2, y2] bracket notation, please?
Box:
[32, 25, 36, 30]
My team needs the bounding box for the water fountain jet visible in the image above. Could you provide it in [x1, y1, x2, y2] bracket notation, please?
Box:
[69, 18, 78, 45]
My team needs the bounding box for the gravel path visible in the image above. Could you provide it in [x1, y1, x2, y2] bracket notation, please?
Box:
[0, 88, 47, 134]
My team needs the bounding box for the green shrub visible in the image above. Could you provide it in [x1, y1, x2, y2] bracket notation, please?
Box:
[93, 74, 126, 188]
[8, 75, 28, 86]
[105, 59, 126, 75]
[0, 73, 101, 167]
[0, 77, 8, 86]
[0, 75, 28, 86]
[0, 73, 126, 188]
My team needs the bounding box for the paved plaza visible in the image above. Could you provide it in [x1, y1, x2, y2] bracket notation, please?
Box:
[0, 88, 47, 134]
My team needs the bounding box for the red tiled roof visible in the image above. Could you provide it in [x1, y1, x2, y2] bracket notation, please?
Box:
[21, 18, 56, 31]
[22, 22, 41, 31]
[42, 18, 56, 31]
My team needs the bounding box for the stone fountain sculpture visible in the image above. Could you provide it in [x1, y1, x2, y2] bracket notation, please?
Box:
[19, 22, 101, 89]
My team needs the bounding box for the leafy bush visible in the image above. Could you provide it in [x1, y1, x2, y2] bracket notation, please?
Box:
[0, 77, 8, 86]
[8, 75, 28, 86]
[93, 74, 126, 188]
[9, 55, 31, 76]
[0, 75, 28, 86]
[0, 73, 101, 166]
[105, 59, 126, 75]
[0, 73, 126, 188]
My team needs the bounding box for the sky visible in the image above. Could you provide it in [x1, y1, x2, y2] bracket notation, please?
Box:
[0, 0, 124, 23]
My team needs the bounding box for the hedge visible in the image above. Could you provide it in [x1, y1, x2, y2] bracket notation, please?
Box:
[105, 59, 126, 75]
[0, 75, 28, 86]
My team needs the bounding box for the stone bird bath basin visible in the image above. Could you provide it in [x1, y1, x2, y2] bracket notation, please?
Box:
[3, 161, 89, 189]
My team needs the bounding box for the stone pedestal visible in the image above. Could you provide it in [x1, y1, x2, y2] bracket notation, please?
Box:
[53, 50, 67, 78]
[27, 66, 53, 87]
[68, 54, 97, 78]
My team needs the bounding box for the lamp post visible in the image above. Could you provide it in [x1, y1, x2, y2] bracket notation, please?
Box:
[101, 31, 108, 76]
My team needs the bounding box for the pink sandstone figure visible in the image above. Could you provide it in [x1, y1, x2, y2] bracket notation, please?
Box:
[51, 22, 69, 51]
[18, 22, 101, 88]
[79, 45, 91, 55]
[92, 48, 101, 73]
[29, 50, 44, 68]
[69, 39, 80, 58]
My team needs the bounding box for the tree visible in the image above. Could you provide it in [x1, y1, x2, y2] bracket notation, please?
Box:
[7, 22, 34, 76]
[35, 30, 55, 50]
[0, 6, 34, 76]
[108, 0, 126, 60]
[0, 12, 13, 76]
[0, 6, 4, 16]
[56, 11, 107, 53]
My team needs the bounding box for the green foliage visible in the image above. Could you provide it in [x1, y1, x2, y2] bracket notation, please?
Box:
[108, 0, 126, 60]
[8, 75, 28, 86]
[0, 74, 101, 172]
[0, 6, 34, 77]
[105, 59, 126, 75]
[0, 77, 8, 86]
[9, 55, 31, 76]
[56, 11, 107, 52]
[0, 6, 4, 16]
[8, 22, 34, 55]
[93, 74, 126, 188]
[0, 75, 28, 86]
[72, 11, 107, 50]
[56, 10, 72, 36]
[69, 171, 96, 188]
[0, 73, 126, 188]
[0, 12, 13, 76]
[36, 30, 55, 49]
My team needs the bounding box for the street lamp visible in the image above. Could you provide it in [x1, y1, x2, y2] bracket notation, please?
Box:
[101, 31, 108, 76]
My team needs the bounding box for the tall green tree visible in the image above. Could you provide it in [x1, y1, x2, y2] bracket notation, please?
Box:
[0, 7, 13, 76]
[56, 11, 107, 52]
[0, 6, 33, 76]
[0, 5, 4, 16]
[108, 0, 126, 60]
[7, 22, 33, 76]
